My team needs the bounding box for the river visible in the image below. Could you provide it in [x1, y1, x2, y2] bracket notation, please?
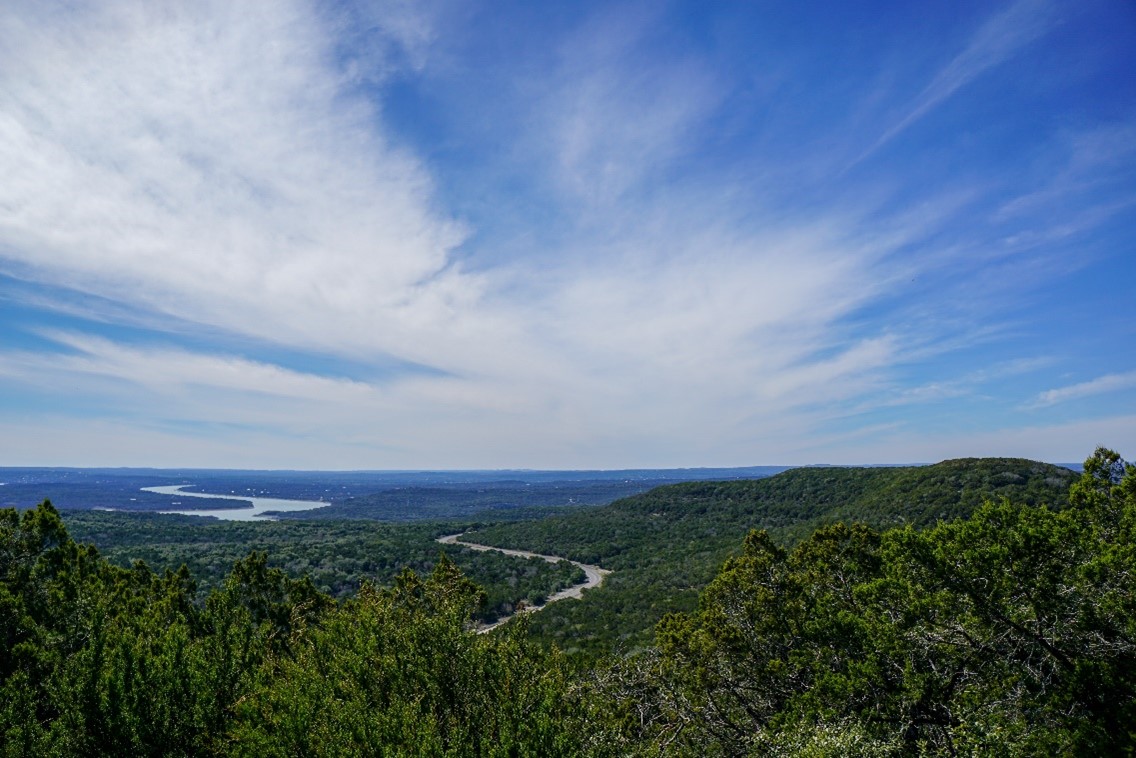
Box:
[436, 533, 611, 632]
[136, 494, 604, 627]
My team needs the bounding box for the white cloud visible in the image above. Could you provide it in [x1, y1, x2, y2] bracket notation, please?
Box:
[0, 0, 927, 462]
[811, 414, 1136, 466]
[0, 0, 1103, 468]
[536, 6, 723, 205]
[23, 331, 376, 401]
[0, 0, 483, 368]
[0, 416, 397, 470]
[856, 0, 1057, 163]
[995, 123, 1136, 221]
[843, 357, 1056, 414]
[1033, 371, 1136, 408]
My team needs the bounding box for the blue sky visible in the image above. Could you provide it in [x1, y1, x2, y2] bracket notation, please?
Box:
[0, 0, 1133, 468]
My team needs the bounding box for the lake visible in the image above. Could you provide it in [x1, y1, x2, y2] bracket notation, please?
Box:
[141, 485, 329, 521]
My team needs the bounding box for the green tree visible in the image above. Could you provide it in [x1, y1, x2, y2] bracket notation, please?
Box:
[232, 557, 593, 757]
[600, 449, 1136, 755]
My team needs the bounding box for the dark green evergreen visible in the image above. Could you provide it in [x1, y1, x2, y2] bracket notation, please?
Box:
[469, 457, 1076, 652]
[65, 514, 584, 625]
[1, 451, 1131, 755]
[596, 448, 1135, 755]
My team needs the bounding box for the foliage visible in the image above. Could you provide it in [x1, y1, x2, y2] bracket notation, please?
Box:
[596, 448, 1136, 755]
[2, 451, 1128, 755]
[470, 458, 1076, 654]
[65, 513, 583, 624]
[0, 500, 325, 755]
[231, 559, 592, 757]
[0, 504, 595, 756]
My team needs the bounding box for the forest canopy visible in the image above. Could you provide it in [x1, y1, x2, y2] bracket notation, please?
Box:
[1, 449, 1133, 755]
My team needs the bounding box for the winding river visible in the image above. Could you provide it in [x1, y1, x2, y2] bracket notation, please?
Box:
[437, 533, 611, 632]
[142, 485, 329, 521]
[140, 489, 605, 629]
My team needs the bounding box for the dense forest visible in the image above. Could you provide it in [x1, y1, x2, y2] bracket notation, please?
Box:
[2, 450, 1132, 755]
[63, 514, 582, 625]
[467, 457, 1078, 653]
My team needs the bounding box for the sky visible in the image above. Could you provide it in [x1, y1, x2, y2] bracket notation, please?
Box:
[0, 0, 1133, 469]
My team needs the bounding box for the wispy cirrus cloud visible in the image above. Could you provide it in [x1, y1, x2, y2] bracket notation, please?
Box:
[855, 0, 1058, 164]
[1032, 371, 1136, 408]
[540, 6, 723, 205]
[806, 413, 1136, 466]
[0, 0, 1129, 468]
[4, 331, 376, 402]
[995, 123, 1136, 223]
[0, 0, 484, 368]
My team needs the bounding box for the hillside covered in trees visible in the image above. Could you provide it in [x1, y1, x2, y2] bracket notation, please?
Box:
[1, 450, 1132, 755]
[62, 514, 583, 625]
[466, 457, 1078, 652]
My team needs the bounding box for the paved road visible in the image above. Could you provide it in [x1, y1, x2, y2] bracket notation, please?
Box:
[436, 533, 612, 633]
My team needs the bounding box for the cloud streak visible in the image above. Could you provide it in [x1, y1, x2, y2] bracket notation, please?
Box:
[542, 6, 722, 205]
[856, 0, 1058, 164]
[0, 0, 1129, 467]
[1033, 372, 1136, 408]
[0, 0, 482, 367]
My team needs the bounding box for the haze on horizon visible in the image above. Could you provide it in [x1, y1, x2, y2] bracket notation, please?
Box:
[0, 0, 1133, 470]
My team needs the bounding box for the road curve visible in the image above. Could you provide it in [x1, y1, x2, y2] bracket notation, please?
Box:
[436, 533, 612, 633]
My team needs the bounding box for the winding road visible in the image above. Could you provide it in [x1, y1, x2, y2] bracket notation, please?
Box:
[436, 533, 612, 633]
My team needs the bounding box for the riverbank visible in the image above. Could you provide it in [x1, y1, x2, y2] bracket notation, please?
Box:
[437, 532, 611, 632]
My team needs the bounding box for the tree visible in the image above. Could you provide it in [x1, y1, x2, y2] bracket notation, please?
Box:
[599, 449, 1136, 755]
[231, 559, 592, 757]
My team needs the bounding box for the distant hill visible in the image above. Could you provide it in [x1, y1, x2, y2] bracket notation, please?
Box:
[467, 457, 1077, 653]
[0, 465, 790, 518]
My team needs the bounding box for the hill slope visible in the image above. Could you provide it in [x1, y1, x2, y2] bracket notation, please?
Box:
[467, 458, 1076, 652]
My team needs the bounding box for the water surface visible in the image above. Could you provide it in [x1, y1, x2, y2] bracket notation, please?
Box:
[141, 485, 328, 521]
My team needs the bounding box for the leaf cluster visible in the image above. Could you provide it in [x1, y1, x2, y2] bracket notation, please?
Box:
[597, 448, 1136, 755]
[469, 458, 1075, 654]
[1, 505, 596, 756]
[64, 514, 583, 625]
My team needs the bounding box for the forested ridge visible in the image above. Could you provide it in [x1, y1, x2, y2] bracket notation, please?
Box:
[2, 450, 1133, 755]
[466, 458, 1078, 653]
[63, 514, 583, 625]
